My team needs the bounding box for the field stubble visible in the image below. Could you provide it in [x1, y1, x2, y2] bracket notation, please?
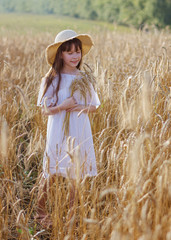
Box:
[0, 27, 171, 239]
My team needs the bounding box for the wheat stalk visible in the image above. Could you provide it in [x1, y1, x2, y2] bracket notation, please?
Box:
[62, 66, 96, 136]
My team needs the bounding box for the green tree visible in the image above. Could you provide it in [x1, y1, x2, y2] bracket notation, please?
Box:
[118, 0, 135, 25]
[89, 10, 98, 20]
[153, 0, 171, 26]
[0, 0, 170, 27]
[1, 0, 16, 12]
[15, 0, 32, 13]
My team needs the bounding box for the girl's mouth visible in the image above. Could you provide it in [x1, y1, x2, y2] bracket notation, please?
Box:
[71, 61, 79, 64]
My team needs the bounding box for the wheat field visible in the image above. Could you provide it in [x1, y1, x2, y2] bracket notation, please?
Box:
[0, 15, 171, 240]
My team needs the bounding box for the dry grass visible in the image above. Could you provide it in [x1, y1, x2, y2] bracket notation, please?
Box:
[0, 26, 171, 240]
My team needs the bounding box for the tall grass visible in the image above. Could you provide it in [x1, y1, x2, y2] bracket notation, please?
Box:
[0, 22, 171, 239]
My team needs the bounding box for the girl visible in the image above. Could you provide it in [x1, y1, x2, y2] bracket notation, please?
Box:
[36, 29, 100, 227]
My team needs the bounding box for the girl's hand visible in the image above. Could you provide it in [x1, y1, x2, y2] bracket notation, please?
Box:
[66, 104, 96, 114]
[42, 97, 78, 116]
[66, 105, 83, 112]
[42, 97, 54, 115]
[42, 106, 52, 116]
[62, 96, 77, 110]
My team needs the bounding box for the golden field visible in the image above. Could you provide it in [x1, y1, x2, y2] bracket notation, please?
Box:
[0, 14, 171, 240]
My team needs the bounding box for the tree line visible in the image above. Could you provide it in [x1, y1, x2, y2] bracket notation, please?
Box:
[0, 0, 171, 28]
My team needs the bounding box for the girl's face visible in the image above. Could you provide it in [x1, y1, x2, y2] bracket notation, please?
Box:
[61, 44, 81, 70]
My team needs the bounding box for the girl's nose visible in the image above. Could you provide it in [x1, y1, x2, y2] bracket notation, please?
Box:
[73, 52, 79, 58]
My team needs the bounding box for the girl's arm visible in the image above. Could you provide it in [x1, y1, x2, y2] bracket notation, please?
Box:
[42, 96, 77, 116]
[66, 104, 96, 113]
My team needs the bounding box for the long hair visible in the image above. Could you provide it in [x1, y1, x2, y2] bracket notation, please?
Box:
[41, 38, 82, 105]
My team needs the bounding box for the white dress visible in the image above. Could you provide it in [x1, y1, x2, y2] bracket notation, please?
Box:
[37, 73, 100, 179]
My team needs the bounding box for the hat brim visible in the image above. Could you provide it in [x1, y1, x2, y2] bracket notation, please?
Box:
[46, 34, 93, 66]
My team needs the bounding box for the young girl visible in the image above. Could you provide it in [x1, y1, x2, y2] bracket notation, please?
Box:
[36, 29, 100, 226]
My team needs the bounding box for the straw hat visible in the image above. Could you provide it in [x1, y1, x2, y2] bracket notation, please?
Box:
[46, 29, 94, 66]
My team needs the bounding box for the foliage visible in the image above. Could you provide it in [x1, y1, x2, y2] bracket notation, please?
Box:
[0, 0, 171, 27]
